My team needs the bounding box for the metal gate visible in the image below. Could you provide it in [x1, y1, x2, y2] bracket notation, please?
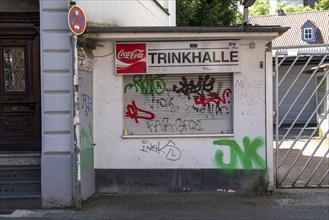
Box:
[275, 50, 329, 188]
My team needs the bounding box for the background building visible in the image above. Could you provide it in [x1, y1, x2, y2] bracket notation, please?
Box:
[250, 10, 329, 135]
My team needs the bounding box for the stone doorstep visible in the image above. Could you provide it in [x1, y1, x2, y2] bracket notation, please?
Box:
[0, 152, 41, 166]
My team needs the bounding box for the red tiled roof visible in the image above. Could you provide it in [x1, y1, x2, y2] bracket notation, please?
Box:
[249, 10, 329, 47]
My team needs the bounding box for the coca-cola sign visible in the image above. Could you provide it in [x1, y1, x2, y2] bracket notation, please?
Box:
[117, 49, 145, 61]
[116, 43, 146, 74]
[115, 41, 240, 75]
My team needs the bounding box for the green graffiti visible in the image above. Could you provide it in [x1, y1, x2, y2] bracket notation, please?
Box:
[79, 121, 94, 171]
[80, 121, 93, 150]
[213, 136, 266, 171]
[80, 149, 93, 171]
[124, 75, 166, 96]
[70, 121, 94, 176]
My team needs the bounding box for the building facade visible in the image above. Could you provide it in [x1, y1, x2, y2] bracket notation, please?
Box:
[0, 0, 288, 210]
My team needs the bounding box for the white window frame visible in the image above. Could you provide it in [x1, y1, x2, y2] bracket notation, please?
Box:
[304, 28, 313, 40]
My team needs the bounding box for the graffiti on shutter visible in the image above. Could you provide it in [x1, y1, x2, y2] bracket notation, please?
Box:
[123, 73, 233, 136]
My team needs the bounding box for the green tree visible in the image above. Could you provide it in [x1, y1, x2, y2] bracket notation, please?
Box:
[275, 0, 286, 12]
[284, 4, 313, 13]
[249, 0, 270, 16]
[235, 10, 243, 24]
[314, 0, 329, 10]
[176, 0, 240, 26]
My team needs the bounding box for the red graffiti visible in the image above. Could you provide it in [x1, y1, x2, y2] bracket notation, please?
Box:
[125, 100, 155, 123]
[194, 88, 232, 107]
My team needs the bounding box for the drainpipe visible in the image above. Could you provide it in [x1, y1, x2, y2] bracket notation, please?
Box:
[72, 34, 82, 210]
[69, 0, 82, 210]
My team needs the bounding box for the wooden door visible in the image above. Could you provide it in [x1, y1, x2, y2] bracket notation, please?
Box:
[0, 23, 41, 151]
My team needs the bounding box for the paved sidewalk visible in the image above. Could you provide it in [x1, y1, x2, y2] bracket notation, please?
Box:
[1, 189, 329, 219]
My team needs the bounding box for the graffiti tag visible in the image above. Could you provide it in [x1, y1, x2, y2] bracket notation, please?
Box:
[149, 96, 179, 113]
[194, 89, 232, 107]
[80, 121, 93, 150]
[80, 94, 93, 116]
[213, 136, 266, 170]
[79, 121, 94, 171]
[186, 104, 229, 118]
[140, 140, 181, 161]
[172, 75, 215, 99]
[146, 118, 203, 133]
[124, 75, 167, 96]
[125, 100, 155, 123]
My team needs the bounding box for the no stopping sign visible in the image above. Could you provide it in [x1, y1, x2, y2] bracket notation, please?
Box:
[68, 5, 86, 35]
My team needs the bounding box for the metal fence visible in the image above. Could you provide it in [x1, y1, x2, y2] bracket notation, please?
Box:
[274, 51, 329, 188]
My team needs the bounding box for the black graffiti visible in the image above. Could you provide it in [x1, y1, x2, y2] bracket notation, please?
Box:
[186, 103, 229, 118]
[172, 75, 215, 99]
[175, 118, 202, 133]
[80, 94, 93, 116]
[146, 118, 174, 133]
[140, 140, 181, 161]
[149, 96, 179, 113]
[146, 118, 203, 133]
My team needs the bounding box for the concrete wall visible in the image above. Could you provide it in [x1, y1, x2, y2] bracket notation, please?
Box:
[77, 0, 176, 26]
[93, 40, 272, 192]
[40, 0, 73, 207]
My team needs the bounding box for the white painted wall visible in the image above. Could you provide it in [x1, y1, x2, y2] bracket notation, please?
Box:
[93, 40, 269, 171]
[77, 47, 95, 201]
[76, 0, 176, 27]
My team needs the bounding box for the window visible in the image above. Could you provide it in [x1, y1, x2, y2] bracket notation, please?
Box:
[304, 28, 313, 40]
[123, 73, 233, 136]
[3, 47, 26, 92]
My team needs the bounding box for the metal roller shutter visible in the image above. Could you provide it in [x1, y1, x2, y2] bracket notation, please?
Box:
[123, 73, 233, 136]
[278, 65, 317, 125]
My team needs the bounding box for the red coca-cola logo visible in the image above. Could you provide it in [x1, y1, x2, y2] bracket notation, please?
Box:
[117, 49, 145, 61]
[116, 43, 147, 74]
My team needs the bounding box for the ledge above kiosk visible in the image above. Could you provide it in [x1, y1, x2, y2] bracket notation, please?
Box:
[82, 25, 289, 42]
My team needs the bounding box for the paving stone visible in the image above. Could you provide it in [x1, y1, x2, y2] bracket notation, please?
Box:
[0, 189, 328, 219]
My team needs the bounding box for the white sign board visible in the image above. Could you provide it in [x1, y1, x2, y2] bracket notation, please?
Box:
[115, 41, 240, 75]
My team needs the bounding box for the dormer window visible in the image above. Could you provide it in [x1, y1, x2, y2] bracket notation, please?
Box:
[304, 28, 313, 40]
[301, 20, 318, 43]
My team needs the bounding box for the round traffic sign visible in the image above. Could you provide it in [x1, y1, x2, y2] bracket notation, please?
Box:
[68, 5, 86, 35]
